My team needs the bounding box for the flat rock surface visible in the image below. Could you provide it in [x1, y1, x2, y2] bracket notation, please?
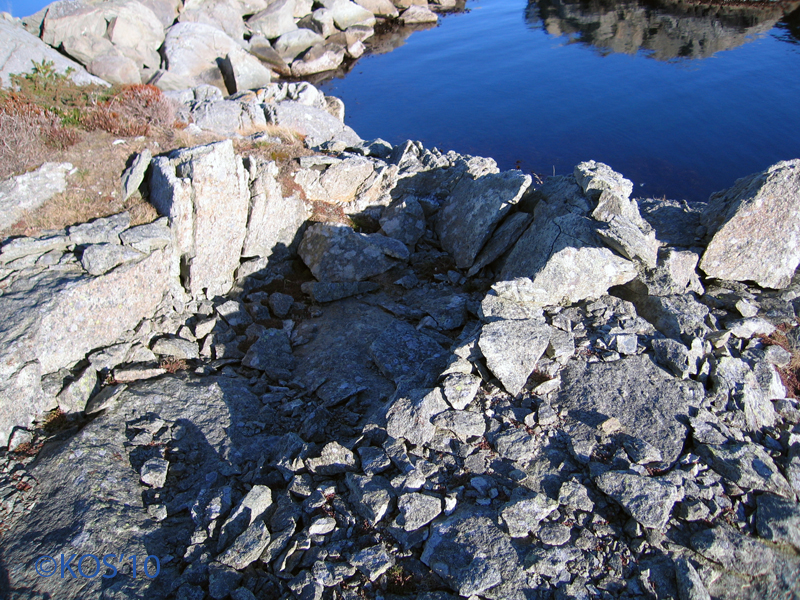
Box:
[557, 355, 704, 469]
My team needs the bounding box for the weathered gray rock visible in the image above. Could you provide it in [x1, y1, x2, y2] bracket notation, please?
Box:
[217, 520, 271, 570]
[756, 493, 800, 551]
[499, 187, 637, 307]
[597, 215, 659, 269]
[628, 293, 709, 343]
[698, 442, 794, 498]
[674, 558, 711, 600]
[627, 248, 704, 297]
[595, 471, 680, 529]
[436, 171, 531, 269]
[318, 0, 376, 29]
[274, 29, 325, 61]
[151, 336, 200, 360]
[294, 156, 375, 203]
[0, 162, 73, 233]
[354, 0, 398, 16]
[441, 372, 481, 410]
[119, 218, 173, 253]
[500, 491, 558, 537]
[80, 243, 146, 275]
[0, 248, 172, 446]
[56, 365, 98, 414]
[467, 211, 533, 277]
[186, 99, 268, 136]
[179, 0, 248, 42]
[241, 159, 309, 259]
[41, 0, 164, 78]
[558, 355, 704, 469]
[159, 23, 271, 93]
[432, 409, 485, 442]
[573, 160, 642, 225]
[0, 20, 107, 88]
[247, 0, 298, 39]
[68, 212, 130, 245]
[242, 329, 295, 379]
[491, 427, 539, 462]
[421, 507, 522, 597]
[291, 43, 346, 76]
[349, 544, 395, 581]
[401, 5, 438, 23]
[711, 357, 777, 431]
[2, 376, 262, 597]
[700, 160, 800, 289]
[651, 337, 702, 379]
[120, 149, 152, 201]
[478, 318, 552, 396]
[150, 140, 249, 299]
[140, 457, 169, 488]
[218, 485, 273, 552]
[385, 387, 448, 447]
[558, 480, 594, 512]
[369, 320, 448, 386]
[306, 441, 357, 475]
[265, 100, 361, 148]
[299, 223, 404, 282]
[397, 492, 442, 531]
[638, 197, 706, 247]
[691, 525, 775, 576]
[346, 473, 394, 525]
[380, 196, 426, 248]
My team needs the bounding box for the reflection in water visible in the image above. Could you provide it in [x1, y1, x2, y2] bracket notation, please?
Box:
[526, 0, 800, 59]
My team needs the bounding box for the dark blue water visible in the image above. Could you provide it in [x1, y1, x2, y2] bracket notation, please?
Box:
[321, 0, 800, 202]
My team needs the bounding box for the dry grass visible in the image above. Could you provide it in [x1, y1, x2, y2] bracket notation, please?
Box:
[759, 324, 800, 398]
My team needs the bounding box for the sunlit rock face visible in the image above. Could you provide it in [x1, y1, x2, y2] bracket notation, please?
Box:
[526, 0, 800, 60]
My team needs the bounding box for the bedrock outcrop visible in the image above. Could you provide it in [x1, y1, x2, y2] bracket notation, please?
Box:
[1, 82, 800, 600]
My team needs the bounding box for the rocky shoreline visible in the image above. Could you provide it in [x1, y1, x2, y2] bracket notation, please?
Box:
[0, 74, 799, 600]
[1, 1, 800, 598]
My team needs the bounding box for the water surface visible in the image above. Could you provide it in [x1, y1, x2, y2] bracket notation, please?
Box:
[321, 0, 800, 201]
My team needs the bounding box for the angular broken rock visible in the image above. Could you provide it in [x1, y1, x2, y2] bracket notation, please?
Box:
[140, 457, 169, 488]
[500, 491, 558, 537]
[306, 441, 357, 475]
[218, 485, 273, 553]
[421, 507, 522, 597]
[121, 149, 152, 201]
[697, 442, 794, 498]
[478, 318, 552, 396]
[397, 492, 442, 531]
[299, 223, 404, 282]
[595, 471, 680, 529]
[441, 372, 481, 410]
[436, 170, 531, 269]
[756, 493, 800, 551]
[369, 320, 448, 386]
[384, 387, 448, 447]
[691, 525, 774, 576]
[346, 473, 394, 525]
[80, 243, 146, 276]
[432, 409, 485, 442]
[557, 355, 704, 469]
[674, 558, 712, 600]
[349, 544, 395, 581]
[0, 162, 73, 233]
[242, 329, 295, 379]
[217, 519, 271, 570]
[700, 159, 800, 289]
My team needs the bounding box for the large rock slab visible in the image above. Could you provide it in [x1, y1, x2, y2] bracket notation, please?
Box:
[159, 22, 272, 93]
[421, 507, 522, 597]
[557, 355, 704, 469]
[265, 100, 361, 148]
[478, 318, 552, 396]
[298, 223, 406, 282]
[700, 159, 800, 289]
[0, 248, 172, 445]
[318, 0, 376, 29]
[241, 158, 309, 259]
[247, 0, 298, 39]
[1, 375, 262, 597]
[150, 140, 249, 299]
[0, 162, 72, 233]
[435, 170, 530, 269]
[41, 0, 164, 78]
[0, 20, 107, 87]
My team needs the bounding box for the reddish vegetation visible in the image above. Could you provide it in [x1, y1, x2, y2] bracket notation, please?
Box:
[758, 324, 800, 398]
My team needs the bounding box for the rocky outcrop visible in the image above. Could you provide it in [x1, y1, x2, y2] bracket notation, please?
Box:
[700, 159, 800, 289]
[2, 83, 800, 600]
[0, 162, 73, 233]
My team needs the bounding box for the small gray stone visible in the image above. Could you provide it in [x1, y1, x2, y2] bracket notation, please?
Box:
[432, 409, 485, 441]
[288, 570, 323, 600]
[595, 471, 680, 529]
[537, 522, 571, 546]
[501, 492, 558, 537]
[69, 212, 131, 245]
[218, 485, 273, 552]
[308, 516, 336, 535]
[385, 387, 448, 447]
[357, 446, 391, 476]
[119, 218, 172, 253]
[346, 473, 393, 525]
[56, 366, 98, 414]
[148, 504, 168, 522]
[140, 457, 169, 488]
[698, 442, 794, 498]
[242, 330, 296, 379]
[208, 563, 242, 600]
[441, 372, 481, 410]
[81, 243, 146, 276]
[216, 300, 253, 328]
[268, 292, 294, 318]
[558, 480, 594, 512]
[674, 558, 711, 600]
[479, 319, 553, 396]
[397, 493, 442, 531]
[306, 441, 357, 475]
[151, 336, 199, 360]
[349, 544, 395, 581]
[217, 519, 271, 570]
[121, 149, 152, 200]
[691, 525, 774, 576]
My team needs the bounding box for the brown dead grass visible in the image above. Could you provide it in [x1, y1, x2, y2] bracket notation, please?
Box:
[759, 324, 800, 398]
